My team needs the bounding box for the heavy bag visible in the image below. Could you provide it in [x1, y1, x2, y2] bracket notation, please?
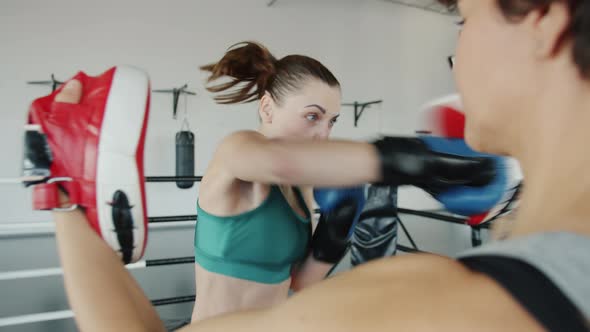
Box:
[350, 185, 399, 267]
[175, 130, 195, 189]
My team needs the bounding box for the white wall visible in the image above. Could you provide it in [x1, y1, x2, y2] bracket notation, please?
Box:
[0, 0, 472, 331]
[1, 0, 459, 221]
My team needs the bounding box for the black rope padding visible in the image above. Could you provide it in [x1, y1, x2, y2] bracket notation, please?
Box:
[148, 215, 197, 223]
[146, 176, 203, 183]
[398, 219, 419, 251]
[151, 295, 196, 306]
[397, 244, 427, 253]
[147, 208, 485, 229]
[142, 175, 502, 231]
[145, 256, 195, 267]
[397, 208, 490, 228]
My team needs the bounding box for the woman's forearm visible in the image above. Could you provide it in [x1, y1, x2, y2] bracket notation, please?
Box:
[222, 131, 382, 187]
[269, 139, 381, 187]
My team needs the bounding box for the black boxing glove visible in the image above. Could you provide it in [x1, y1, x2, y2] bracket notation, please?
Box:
[312, 186, 366, 264]
[371, 137, 495, 193]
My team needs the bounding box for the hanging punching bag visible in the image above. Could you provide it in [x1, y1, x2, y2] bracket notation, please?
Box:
[350, 185, 399, 267]
[175, 129, 195, 189]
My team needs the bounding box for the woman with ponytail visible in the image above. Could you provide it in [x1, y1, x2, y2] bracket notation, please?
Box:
[192, 42, 344, 321]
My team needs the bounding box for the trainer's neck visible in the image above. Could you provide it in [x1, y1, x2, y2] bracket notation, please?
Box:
[509, 78, 590, 238]
[257, 125, 273, 138]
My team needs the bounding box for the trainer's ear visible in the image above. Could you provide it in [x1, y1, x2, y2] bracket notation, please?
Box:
[523, 1, 571, 59]
[55, 80, 83, 104]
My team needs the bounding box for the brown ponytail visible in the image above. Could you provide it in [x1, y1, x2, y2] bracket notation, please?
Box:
[202, 41, 340, 105]
[200, 42, 277, 104]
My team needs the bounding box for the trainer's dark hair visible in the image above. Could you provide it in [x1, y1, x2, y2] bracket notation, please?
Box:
[438, 0, 590, 79]
[201, 41, 340, 105]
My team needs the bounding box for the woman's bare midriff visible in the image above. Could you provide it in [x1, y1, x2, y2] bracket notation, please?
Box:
[191, 262, 291, 322]
[192, 172, 314, 322]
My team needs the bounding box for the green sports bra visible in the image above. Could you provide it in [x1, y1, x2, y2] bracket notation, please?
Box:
[194, 185, 312, 284]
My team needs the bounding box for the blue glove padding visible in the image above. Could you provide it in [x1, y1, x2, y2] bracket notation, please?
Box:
[314, 186, 366, 212]
[314, 186, 366, 238]
[420, 136, 507, 216]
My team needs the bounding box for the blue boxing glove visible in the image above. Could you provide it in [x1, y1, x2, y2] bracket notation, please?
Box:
[312, 186, 366, 263]
[420, 136, 507, 216]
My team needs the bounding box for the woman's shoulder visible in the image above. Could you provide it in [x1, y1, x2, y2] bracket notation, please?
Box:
[219, 130, 266, 147]
[210, 130, 270, 162]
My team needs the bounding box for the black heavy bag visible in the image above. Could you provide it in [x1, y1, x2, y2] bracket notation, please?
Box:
[350, 185, 399, 267]
[175, 130, 195, 189]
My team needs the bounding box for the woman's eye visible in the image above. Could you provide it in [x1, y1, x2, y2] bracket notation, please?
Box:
[306, 114, 319, 122]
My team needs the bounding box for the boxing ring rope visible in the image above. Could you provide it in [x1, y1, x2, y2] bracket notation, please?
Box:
[0, 295, 197, 328]
[0, 224, 437, 327]
[0, 310, 74, 328]
[396, 244, 424, 254]
[0, 175, 203, 184]
[0, 209, 483, 238]
[0, 256, 195, 281]
[0, 244, 424, 328]
[1, 174, 487, 234]
[146, 176, 203, 182]
[0, 242, 426, 282]
[0, 207, 485, 238]
[0, 175, 483, 327]
[0, 219, 197, 237]
[399, 208, 477, 227]
[147, 175, 487, 230]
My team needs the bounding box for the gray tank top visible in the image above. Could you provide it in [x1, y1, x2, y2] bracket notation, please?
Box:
[456, 232, 590, 320]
